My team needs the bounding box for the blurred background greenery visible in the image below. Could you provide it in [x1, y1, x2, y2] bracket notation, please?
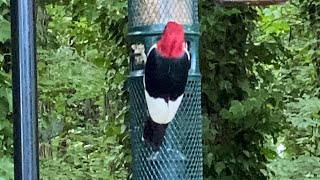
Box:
[1, 0, 320, 179]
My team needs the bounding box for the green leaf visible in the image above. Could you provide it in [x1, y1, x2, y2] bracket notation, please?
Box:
[0, 16, 10, 42]
[243, 150, 250, 157]
[220, 108, 233, 120]
[229, 100, 245, 118]
[207, 153, 213, 168]
[260, 169, 268, 176]
[215, 162, 225, 175]
[0, 97, 9, 119]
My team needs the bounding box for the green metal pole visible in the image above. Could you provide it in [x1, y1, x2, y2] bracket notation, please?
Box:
[128, 0, 202, 179]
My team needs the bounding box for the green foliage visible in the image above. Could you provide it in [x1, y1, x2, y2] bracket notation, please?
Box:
[0, 156, 14, 180]
[2, 0, 320, 179]
[35, 0, 130, 179]
[0, 0, 10, 43]
[199, 1, 286, 179]
[268, 155, 320, 180]
[254, 0, 320, 179]
[0, 0, 13, 179]
[1, 0, 130, 179]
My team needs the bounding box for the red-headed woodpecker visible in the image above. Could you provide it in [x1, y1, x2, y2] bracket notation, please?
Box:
[143, 21, 191, 148]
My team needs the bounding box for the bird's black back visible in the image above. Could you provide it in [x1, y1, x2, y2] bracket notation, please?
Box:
[144, 48, 190, 101]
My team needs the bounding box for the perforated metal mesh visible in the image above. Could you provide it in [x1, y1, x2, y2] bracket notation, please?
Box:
[128, 0, 199, 28]
[128, 76, 203, 180]
[128, 0, 202, 179]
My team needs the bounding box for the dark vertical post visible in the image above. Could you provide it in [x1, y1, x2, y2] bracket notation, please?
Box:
[10, 0, 39, 179]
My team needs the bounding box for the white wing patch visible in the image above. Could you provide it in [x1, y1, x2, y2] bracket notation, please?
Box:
[143, 76, 169, 124]
[167, 95, 184, 123]
[144, 90, 169, 124]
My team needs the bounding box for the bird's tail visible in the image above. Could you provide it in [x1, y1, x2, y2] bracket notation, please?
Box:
[143, 117, 168, 148]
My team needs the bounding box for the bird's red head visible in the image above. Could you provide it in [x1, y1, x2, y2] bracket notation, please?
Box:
[157, 21, 185, 58]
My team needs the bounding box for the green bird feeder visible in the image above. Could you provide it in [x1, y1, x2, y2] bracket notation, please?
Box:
[127, 0, 203, 179]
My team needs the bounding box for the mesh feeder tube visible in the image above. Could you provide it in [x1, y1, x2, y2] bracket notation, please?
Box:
[127, 0, 203, 179]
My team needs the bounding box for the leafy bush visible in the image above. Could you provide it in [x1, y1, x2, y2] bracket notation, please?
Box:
[36, 1, 130, 179]
[0, 0, 13, 179]
[256, 0, 320, 179]
[199, 1, 286, 179]
[2, 0, 320, 179]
